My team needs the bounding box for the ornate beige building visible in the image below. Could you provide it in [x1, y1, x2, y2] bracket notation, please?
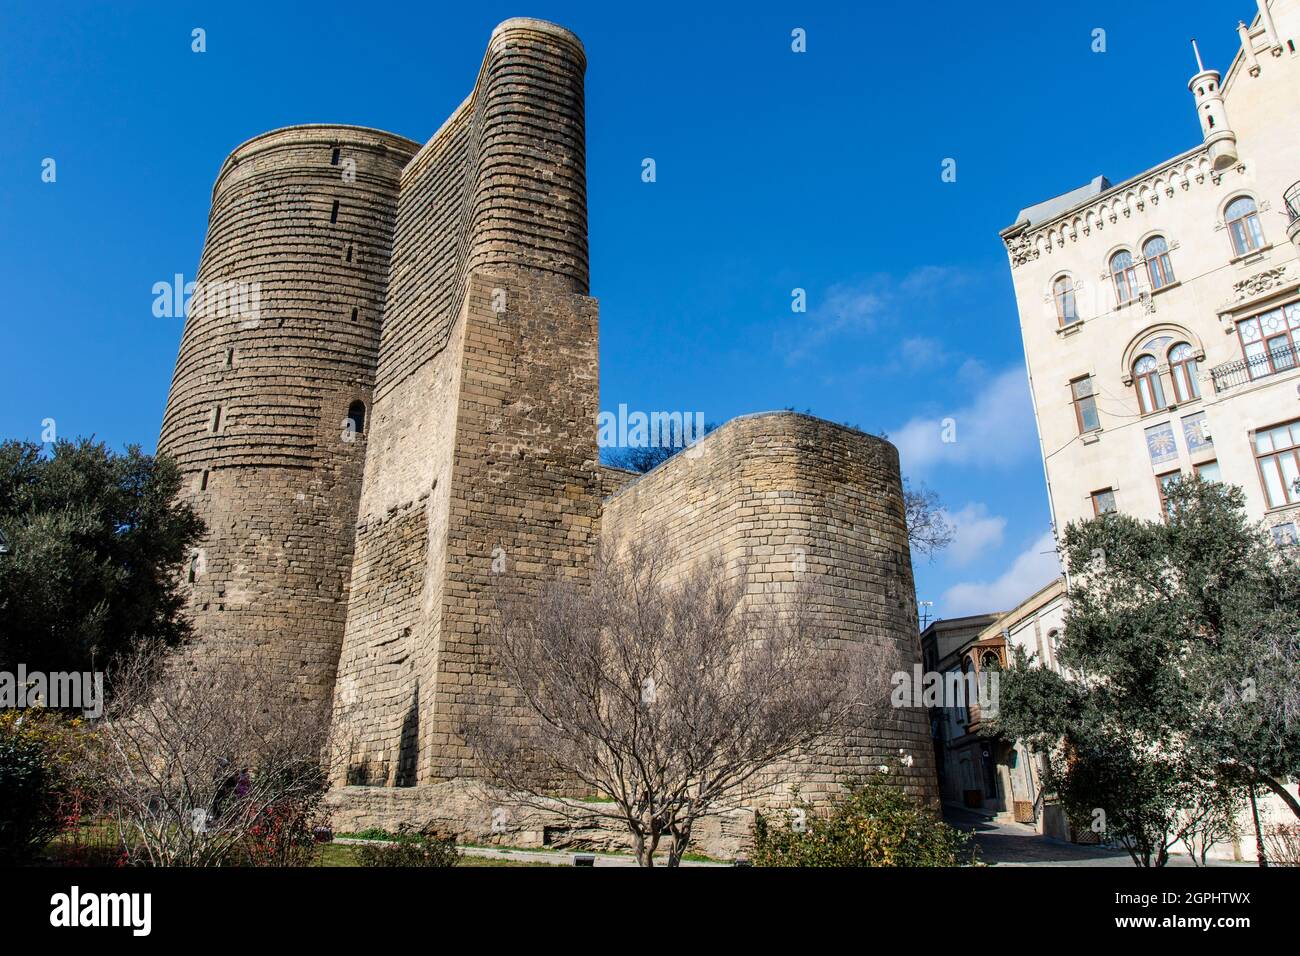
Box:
[1002, 0, 1300, 539]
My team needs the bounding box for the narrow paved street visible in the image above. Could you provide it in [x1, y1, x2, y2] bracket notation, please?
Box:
[943, 807, 1251, 867]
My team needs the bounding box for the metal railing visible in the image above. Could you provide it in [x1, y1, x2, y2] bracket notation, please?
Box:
[1211, 343, 1300, 392]
[1286, 181, 1300, 225]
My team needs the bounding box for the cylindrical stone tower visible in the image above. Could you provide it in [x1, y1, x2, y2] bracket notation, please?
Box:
[159, 124, 419, 708]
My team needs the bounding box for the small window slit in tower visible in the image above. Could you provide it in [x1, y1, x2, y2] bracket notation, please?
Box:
[223, 348, 234, 368]
[351, 307, 359, 323]
[346, 244, 353, 263]
[330, 147, 341, 166]
[330, 200, 340, 224]
[200, 469, 210, 491]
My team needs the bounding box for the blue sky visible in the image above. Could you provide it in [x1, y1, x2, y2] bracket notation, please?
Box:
[0, 0, 1249, 622]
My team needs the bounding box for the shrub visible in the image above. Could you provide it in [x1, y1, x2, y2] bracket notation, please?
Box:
[243, 793, 327, 868]
[751, 777, 975, 867]
[98, 642, 333, 867]
[1262, 823, 1300, 867]
[0, 711, 97, 864]
[356, 825, 460, 868]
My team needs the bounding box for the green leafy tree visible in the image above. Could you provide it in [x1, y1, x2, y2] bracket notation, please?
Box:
[0, 439, 204, 677]
[993, 477, 1300, 865]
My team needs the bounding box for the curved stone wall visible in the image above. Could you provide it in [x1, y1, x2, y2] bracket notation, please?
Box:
[158, 124, 418, 706]
[599, 412, 940, 806]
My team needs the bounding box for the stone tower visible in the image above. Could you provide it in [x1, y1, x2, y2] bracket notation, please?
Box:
[327, 18, 598, 787]
[1188, 39, 1238, 171]
[159, 124, 419, 707]
[160, 18, 939, 848]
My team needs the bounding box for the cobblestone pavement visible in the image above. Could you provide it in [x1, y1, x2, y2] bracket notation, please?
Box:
[943, 807, 1251, 867]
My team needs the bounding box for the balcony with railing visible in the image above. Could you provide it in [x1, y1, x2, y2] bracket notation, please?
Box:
[1211, 343, 1300, 392]
[1287, 181, 1300, 247]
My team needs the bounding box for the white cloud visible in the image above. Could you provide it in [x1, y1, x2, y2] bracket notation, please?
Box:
[943, 503, 1007, 567]
[890, 365, 1038, 475]
[940, 531, 1062, 617]
[780, 267, 974, 364]
[895, 335, 948, 371]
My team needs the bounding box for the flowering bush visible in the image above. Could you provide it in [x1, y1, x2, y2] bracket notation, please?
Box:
[0, 711, 99, 864]
[751, 776, 975, 867]
[243, 795, 327, 868]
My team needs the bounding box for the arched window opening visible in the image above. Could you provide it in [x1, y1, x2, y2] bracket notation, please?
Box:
[1133, 354, 1167, 414]
[1225, 196, 1265, 256]
[1054, 275, 1079, 326]
[1111, 250, 1139, 304]
[1143, 236, 1175, 290]
[1168, 342, 1200, 403]
[347, 400, 366, 436]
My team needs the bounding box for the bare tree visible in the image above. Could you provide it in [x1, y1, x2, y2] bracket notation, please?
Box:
[95, 640, 332, 866]
[903, 478, 954, 560]
[461, 535, 888, 867]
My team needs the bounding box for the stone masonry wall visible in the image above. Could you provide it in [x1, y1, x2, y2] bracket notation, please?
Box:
[158, 125, 417, 707]
[159, 19, 939, 851]
[329, 19, 598, 787]
[600, 412, 940, 807]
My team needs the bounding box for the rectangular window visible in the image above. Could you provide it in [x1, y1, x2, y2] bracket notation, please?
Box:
[1235, 302, 1300, 380]
[1071, 377, 1100, 434]
[330, 147, 341, 166]
[223, 348, 234, 369]
[1194, 459, 1221, 483]
[1254, 418, 1300, 509]
[1091, 488, 1117, 516]
[330, 200, 340, 224]
[200, 469, 210, 491]
[1156, 470, 1182, 518]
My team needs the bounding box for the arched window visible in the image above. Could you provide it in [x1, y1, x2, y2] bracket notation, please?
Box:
[1133, 354, 1167, 414]
[1143, 236, 1175, 289]
[1225, 196, 1265, 256]
[1053, 275, 1078, 326]
[1168, 342, 1200, 403]
[347, 400, 366, 435]
[980, 651, 1001, 671]
[1110, 250, 1139, 304]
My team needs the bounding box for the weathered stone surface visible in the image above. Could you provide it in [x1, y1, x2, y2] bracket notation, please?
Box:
[159, 18, 939, 857]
